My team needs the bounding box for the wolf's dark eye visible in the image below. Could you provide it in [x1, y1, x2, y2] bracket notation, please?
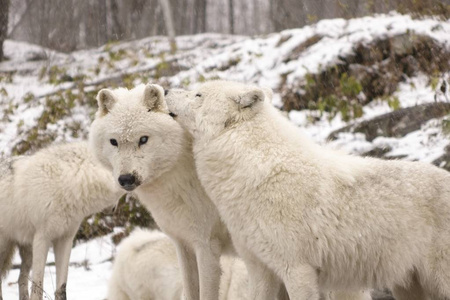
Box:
[139, 136, 149, 146]
[169, 112, 177, 118]
[195, 93, 202, 97]
[110, 139, 118, 147]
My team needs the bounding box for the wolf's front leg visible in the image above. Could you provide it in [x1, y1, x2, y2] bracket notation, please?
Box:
[196, 243, 222, 300]
[53, 229, 77, 300]
[18, 245, 32, 300]
[282, 263, 319, 300]
[174, 241, 200, 300]
[237, 246, 280, 300]
[30, 233, 51, 300]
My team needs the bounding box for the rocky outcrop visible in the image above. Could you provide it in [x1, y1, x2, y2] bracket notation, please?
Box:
[328, 102, 450, 142]
[282, 32, 450, 112]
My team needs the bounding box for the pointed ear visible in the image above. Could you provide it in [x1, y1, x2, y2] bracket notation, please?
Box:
[143, 84, 166, 111]
[96, 89, 117, 116]
[235, 89, 265, 108]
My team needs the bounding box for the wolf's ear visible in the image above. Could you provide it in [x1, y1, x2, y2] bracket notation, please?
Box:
[234, 89, 265, 108]
[143, 84, 166, 111]
[96, 89, 117, 116]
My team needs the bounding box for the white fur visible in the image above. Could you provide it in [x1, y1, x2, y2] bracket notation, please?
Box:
[109, 229, 371, 300]
[108, 229, 244, 300]
[0, 142, 124, 300]
[108, 229, 182, 300]
[166, 80, 450, 300]
[89, 84, 235, 300]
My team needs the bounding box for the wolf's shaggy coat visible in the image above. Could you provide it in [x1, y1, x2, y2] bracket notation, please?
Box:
[0, 142, 124, 300]
[109, 229, 371, 300]
[166, 80, 450, 300]
[89, 84, 234, 300]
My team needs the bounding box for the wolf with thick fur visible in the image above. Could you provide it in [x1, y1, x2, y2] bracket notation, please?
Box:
[0, 142, 124, 300]
[89, 84, 237, 300]
[108, 229, 246, 300]
[166, 80, 450, 300]
[108, 229, 371, 300]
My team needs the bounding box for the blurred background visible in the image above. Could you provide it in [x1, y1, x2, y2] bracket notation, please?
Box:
[0, 1, 449, 298]
[1, 0, 449, 53]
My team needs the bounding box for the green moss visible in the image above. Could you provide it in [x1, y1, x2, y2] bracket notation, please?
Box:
[315, 95, 363, 122]
[430, 76, 440, 91]
[108, 49, 127, 62]
[75, 194, 156, 243]
[122, 73, 140, 89]
[198, 74, 206, 82]
[23, 92, 35, 103]
[0, 87, 8, 97]
[340, 73, 363, 98]
[0, 72, 14, 83]
[443, 118, 450, 136]
[387, 96, 401, 111]
[103, 41, 119, 52]
[180, 77, 191, 87]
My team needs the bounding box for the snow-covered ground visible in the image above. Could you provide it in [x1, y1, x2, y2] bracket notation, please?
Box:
[3, 234, 117, 300]
[0, 12, 449, 299]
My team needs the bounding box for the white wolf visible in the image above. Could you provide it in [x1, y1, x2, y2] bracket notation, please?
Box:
[89, 84, 238, 300]
[108, 229, 246, 300]
[108, 229, 371, 300]
[0, 142, 124, 300]
[165, 80, 450, 300]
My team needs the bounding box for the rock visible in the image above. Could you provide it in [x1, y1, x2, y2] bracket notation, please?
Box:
[371, 289, 395, 300]
[281, 32, 450, 114]
[390, 33, 414, 56]
[432, 143, 450, 172]
[362, 146, 392, 158]
[283, 35, 323, 63]
[328, 102, 450, 142]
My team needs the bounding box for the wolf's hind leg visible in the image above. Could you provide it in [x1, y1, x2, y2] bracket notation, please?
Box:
[0, 236, 15, 300]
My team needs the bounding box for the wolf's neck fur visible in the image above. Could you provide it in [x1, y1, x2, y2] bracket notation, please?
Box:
[73, 151, 125, 216]
[134, 131, 221, 239]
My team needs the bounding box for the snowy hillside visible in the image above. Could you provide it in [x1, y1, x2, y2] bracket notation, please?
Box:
[0, 12, 449, 299]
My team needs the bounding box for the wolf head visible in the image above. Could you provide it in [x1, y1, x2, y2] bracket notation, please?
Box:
[165, 80, 272, 141]
[89, 84, 186, 191]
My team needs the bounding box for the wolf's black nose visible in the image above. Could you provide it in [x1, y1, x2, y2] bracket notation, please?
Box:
[164, 89, 169, 96]
[118, 174, 136, 187]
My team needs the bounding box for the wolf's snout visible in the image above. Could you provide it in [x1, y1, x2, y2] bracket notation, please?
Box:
[164, 89, 169, 96]
[118, 174, 137, 191]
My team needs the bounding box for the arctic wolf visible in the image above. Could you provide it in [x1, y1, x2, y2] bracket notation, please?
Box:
[108, 229, 247, 300]
[0, 142, 124, 300]
[89, 84, 237, 300]
[166, 80, 450, 300]
[108, 229, 371, 300]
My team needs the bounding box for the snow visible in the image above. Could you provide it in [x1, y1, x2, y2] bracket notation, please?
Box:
[0, 12, 450, 299]
[4, 234, 116, 300]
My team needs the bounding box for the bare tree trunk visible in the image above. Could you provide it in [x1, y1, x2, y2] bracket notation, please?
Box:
[228, 0, 234, 34]
[39, 0, 49, 47]
[158, 0, 177, 53]
[0, 0, 8, 61]
[8, 0, 34, 38]
[98, 0, 107, 45]
[110, 0, 124, 41]
[193, 0, 207, 33]
[270, 0, 306, 32]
